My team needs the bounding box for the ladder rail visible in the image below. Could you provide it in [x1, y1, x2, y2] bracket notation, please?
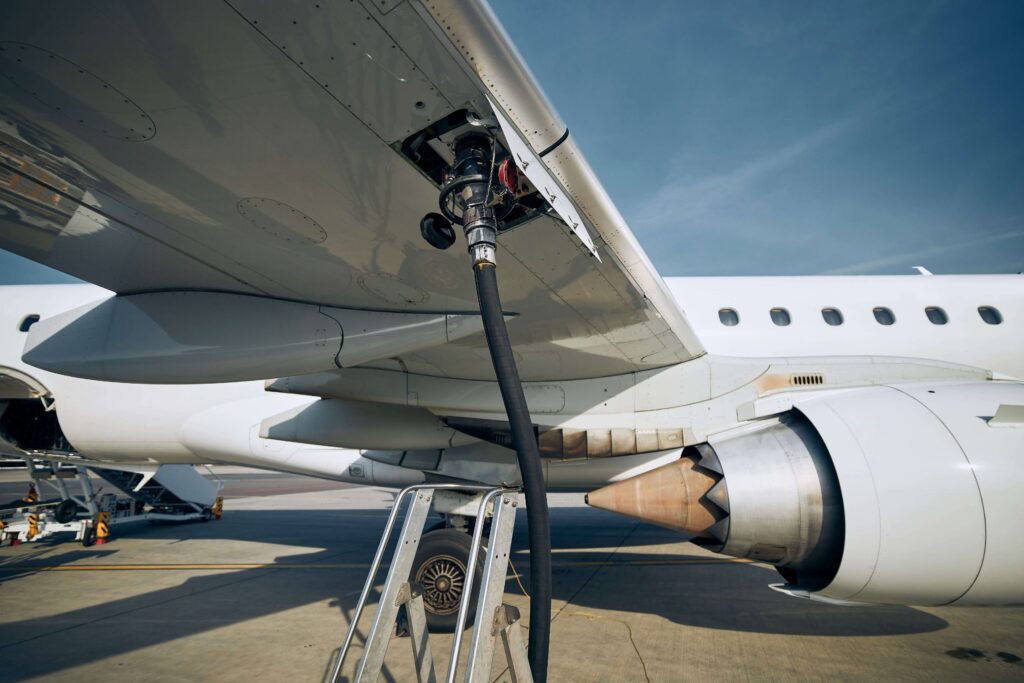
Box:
[331, 483, 510, 683]
[330, 485, 414, 683]
[355, 489, 435, 680]
[444, 487, 507, 683]
[464, 491, 518, 683]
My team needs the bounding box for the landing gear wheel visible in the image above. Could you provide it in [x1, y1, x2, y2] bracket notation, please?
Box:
[81, 525, 97, 547]
[411, 528, 482, 633]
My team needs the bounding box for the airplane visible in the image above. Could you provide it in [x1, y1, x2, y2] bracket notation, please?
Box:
[1, 0, 1022, 676]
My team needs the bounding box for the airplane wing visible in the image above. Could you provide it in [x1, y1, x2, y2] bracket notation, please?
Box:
[0, 0, 704, 382]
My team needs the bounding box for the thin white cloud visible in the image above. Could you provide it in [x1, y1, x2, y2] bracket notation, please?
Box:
[634, 112, 863, 231]
[821, 230, 1024, 275]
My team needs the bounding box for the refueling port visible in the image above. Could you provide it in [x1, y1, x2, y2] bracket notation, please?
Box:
[402, 111, 551, 238]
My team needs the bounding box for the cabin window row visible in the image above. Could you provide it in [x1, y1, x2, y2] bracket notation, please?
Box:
[717, 306, 1004, 327]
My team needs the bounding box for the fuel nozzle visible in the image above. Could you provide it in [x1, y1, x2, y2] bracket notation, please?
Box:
[432, 132, 498, 267]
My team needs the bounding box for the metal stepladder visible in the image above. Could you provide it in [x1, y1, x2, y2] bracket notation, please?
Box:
[329, 484, 533, 683]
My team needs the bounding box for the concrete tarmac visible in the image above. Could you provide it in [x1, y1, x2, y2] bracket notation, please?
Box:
[0, 468, 1022, 682]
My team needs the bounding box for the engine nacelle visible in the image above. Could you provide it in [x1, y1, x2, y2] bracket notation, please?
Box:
[588, 380, 1024, 606]
[797, 381, 1022, 605]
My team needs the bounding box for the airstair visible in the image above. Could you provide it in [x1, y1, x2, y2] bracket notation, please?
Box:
[93, 465, 217, 514]
[329, 484, 533, 683]
[0, 460, 222, 546]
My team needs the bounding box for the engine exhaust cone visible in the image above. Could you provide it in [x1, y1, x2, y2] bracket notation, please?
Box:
[585, 453, 724, 538]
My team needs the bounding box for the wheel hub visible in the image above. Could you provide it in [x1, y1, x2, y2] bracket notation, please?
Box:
[416, 554, 467, 615]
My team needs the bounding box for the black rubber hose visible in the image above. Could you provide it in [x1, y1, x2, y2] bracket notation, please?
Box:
[473, 262, 551, 682]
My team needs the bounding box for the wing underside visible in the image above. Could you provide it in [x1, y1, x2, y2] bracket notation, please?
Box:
[0, 0, 703, 381]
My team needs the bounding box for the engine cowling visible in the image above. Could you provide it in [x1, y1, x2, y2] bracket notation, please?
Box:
[587, 380, 1024, 606]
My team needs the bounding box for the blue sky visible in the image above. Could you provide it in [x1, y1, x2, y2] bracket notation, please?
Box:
[491, 0, 1024, 276]
[3, 1, 1022, 283]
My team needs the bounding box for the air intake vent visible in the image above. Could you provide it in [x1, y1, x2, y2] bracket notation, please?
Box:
[791, 374, 824, 387]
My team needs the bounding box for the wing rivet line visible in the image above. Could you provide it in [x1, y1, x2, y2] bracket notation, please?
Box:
[0, 42, 156, 142]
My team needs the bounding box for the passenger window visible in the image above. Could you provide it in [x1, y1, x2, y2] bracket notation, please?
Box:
[718, 308, 739, 326]
[821, 308, 844, 326]
[770, 308, 791, 326]
[18, 314, 40, 332]
[873, 307, 895, 325]
[925, 307, 948, 325]
[978, 306, 1003, 325]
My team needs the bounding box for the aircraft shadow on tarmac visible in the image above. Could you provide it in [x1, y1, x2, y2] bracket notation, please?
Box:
[0, 508, 947, 680]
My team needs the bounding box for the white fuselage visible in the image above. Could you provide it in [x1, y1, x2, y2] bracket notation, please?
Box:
[1, 275, 1021, 482]
[668, 274, 1024, 380]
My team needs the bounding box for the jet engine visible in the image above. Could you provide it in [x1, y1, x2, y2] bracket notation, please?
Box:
[587, 381, 1024, 606]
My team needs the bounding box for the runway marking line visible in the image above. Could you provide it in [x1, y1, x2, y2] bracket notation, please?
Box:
[0, 557, 757, 572]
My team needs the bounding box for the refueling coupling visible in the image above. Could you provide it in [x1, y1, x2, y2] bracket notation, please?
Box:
[446, 132, 498, 266]
[420, 132, 499, 265]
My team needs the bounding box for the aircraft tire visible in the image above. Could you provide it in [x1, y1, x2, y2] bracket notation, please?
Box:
[410, 528, 483, 633]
